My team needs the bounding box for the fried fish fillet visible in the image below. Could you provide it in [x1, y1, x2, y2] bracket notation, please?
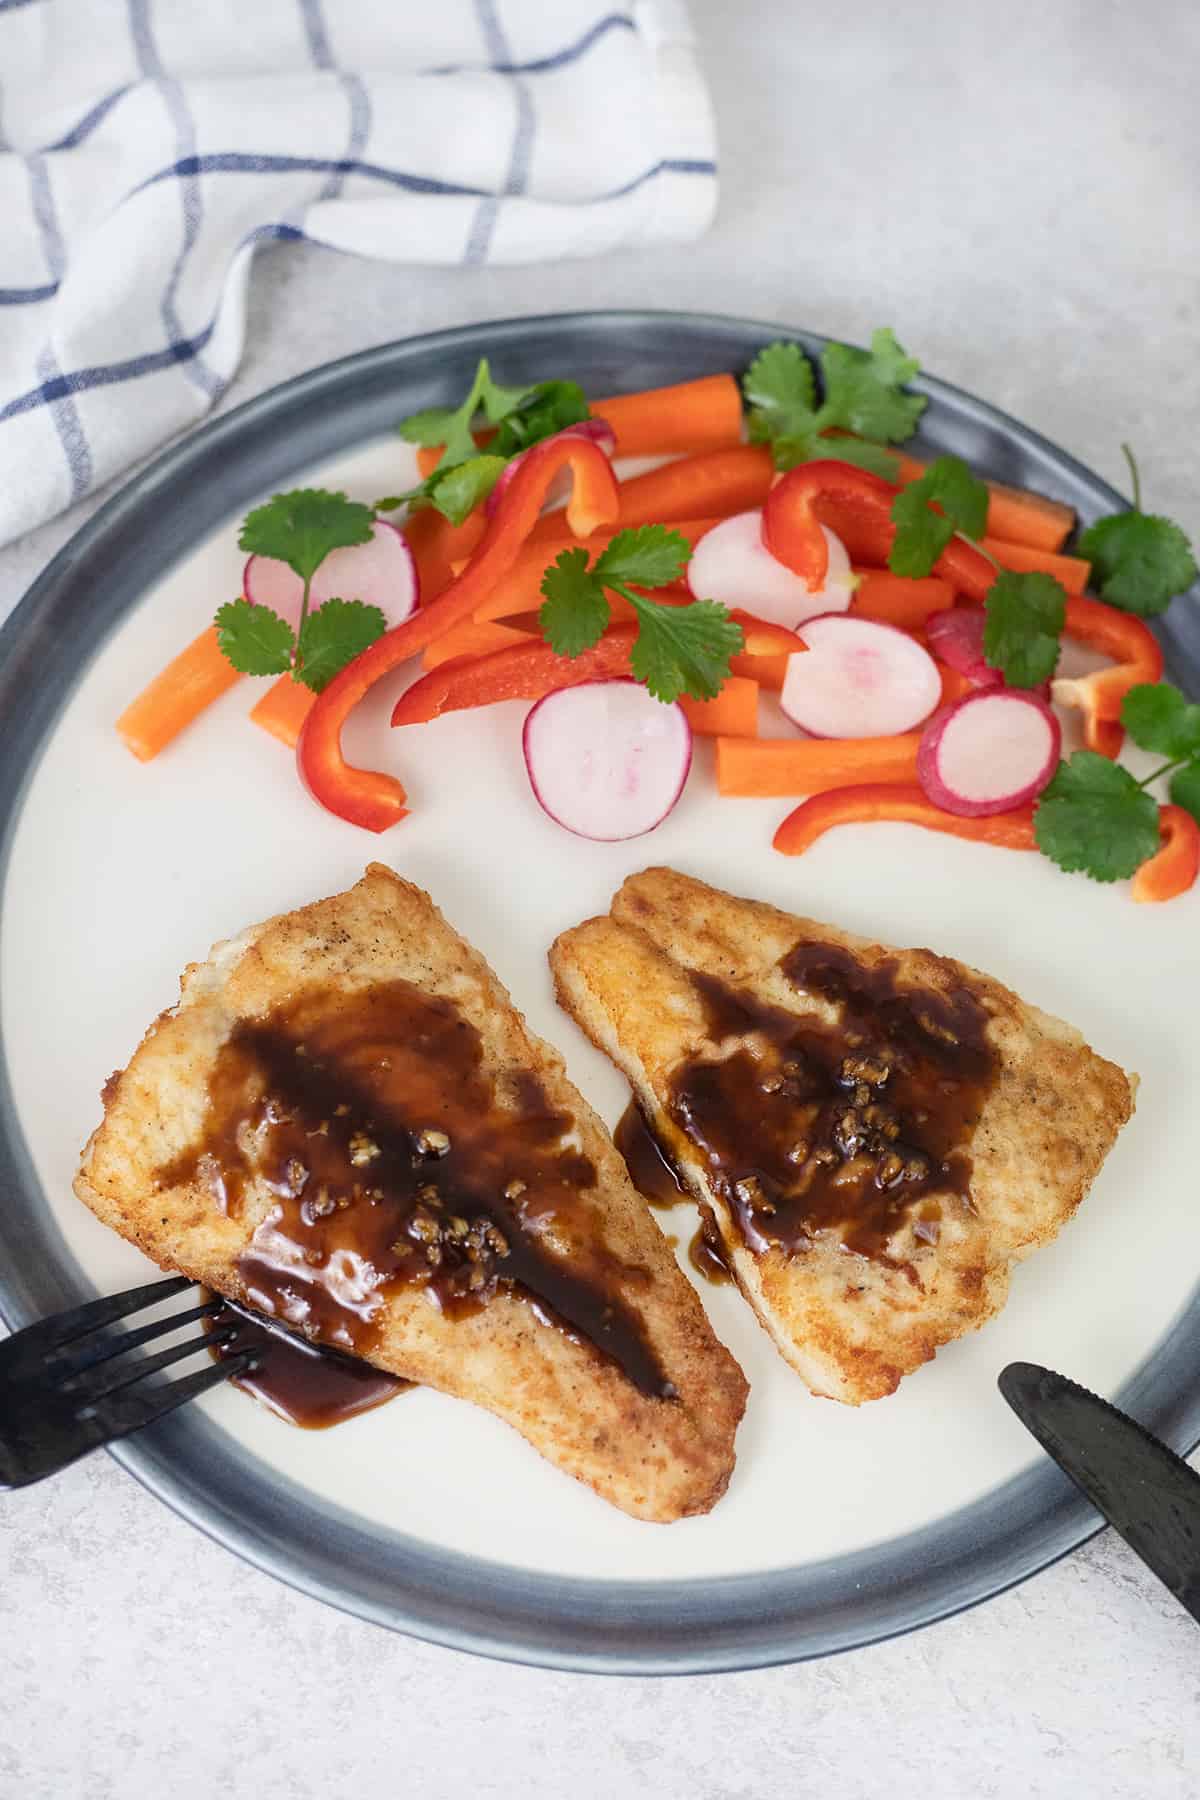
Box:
[75, 864, 747, 1521]
[550, 867, 1135, 1405]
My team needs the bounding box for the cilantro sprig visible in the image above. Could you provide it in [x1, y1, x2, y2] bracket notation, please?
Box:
[1034, 755, 1161, 882]
[217, 488, 386, 693]
[885, 453, 1069, 688]
[743, 328, 925, 478]
[983, 571, 1066, 688]
[538, 525, 743, 703]
[889, 455, 988, 577]
[1077, 445, 1198, 617]
[1035, 680, 1200, 880]
[379, 359, 590, 525]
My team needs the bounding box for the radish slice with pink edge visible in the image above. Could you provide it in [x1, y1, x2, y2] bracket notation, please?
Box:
[779, 613, 942, 738]
[925, 606, 1000, 687]
[926, 606, 1052, 698]
[243, 519, 418, 633]
[485, 417, 617, 517]
[522, 680, 692, 841]
[917, 689, 1061, 818]
[686, 510, 853, 627]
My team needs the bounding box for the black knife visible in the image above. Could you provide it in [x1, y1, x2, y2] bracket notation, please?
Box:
[998, 1360, 1200, 1624]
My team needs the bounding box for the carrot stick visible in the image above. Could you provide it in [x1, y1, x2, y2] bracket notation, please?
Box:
[468, 520, 719, 624]
[851, 571, 954, 629]
[981, 536, 1090, 593]
[421, 619, 535, 670]
[936, 663, 975, 705]
[730, 651, 789, 691]
[248, 675, 317, 749]
[715, 733, 921, 797]
[403, 506, 486, 602]
[416, 374, 743, 477]
[117, 626, 242, 762]
[591, 375, 743, 458]
[893, 453, 1075, 554]
[680, 678, 759, 739]
[529, 447, 773, 545]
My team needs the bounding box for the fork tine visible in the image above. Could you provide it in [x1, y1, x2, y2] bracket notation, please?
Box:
[74, 1327, 239, 1407]
[75, 1351, 258, 1449]
[54, 1299, 223, 1382]
[0, 1276, 193, 1366]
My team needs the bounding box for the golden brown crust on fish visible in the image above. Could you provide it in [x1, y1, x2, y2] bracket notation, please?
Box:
[75, 865, 747, 1521]
[550, 866, 1135, 1405]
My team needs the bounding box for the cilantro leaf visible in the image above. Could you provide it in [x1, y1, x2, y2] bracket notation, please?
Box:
[1169, 759, 1200, 827]
[983, 572, 1066, 687]
[1034, 753, 1161, 882]
[806, 437, 901, 480]
[238, 489, 374, 586]
[394, 362, 591, 524]
[1077, 510, 1197, 617]
[743, 342, 817, 442]
[624, 593, 744, 704]
[594, 525, 691, 591]
[394, 405, 463, 450]
[888, 456, 989, 578]
[539, 548, 610, 657]
[427, 455, 507, 526]
[475, 361, 537, 425]
[491, 380, 589, 456]
[398, 359, 533, 474]
[744, 329, 924, 478]
[1120, 682, 1200, 760]
[295, 598, 386, 693]
[215, 598, 295, 677]
[817, 328, 926, 445]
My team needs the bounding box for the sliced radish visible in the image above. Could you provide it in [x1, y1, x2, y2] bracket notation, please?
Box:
[686, 510, 853, 628]
[243, 520, 418, 632]
[925, 606, 1000, 688]
[522, 680, 692, 841]
[779, 614, 942, 738]
[917, 690, 1061, 817]
[485, 418, 617, 517]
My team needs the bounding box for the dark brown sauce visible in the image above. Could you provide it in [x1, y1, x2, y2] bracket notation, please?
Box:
[205, 1293, 409, 1428]
[615, 1100, 688, 1209]
[161, 980, 674, 1400]
[688, 1210, 732, 1285]
[667, 941, 996, 1267]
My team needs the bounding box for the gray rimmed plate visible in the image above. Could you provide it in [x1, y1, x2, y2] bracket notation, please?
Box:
[2, 310, 1198, 1675]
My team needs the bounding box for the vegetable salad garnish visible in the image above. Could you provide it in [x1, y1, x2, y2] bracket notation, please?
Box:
[114, 332, 1200, 895]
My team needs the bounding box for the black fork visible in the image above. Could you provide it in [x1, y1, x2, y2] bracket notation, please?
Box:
[0, 1276, 257, 1488]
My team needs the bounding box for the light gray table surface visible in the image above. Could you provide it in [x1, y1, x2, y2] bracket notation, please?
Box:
[2, 3, 1199, 1795]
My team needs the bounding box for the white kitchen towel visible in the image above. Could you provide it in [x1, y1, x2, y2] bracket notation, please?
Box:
[0, 0, 716, 548]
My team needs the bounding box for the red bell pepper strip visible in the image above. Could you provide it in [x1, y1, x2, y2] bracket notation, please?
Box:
[1131, 804, 1200, 904]
[297, 436, 620, 831]
[731, 613, 806, 659]
[1052, 596, 1164, 759]
[762, 460, 997, 600]
[392, 627, 639, 728]
[772, 783, 1037, 857]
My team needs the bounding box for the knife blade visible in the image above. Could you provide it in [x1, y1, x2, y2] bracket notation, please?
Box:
[998, 1360, 1200, 1624]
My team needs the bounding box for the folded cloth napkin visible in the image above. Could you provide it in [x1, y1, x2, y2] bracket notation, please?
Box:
[0, 0, 716, 549]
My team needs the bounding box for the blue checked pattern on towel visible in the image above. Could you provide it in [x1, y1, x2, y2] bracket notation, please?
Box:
[0, 0, 717, 548]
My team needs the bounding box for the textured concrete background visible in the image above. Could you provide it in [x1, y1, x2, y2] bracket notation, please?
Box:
[2, 1, 1199, 1794]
